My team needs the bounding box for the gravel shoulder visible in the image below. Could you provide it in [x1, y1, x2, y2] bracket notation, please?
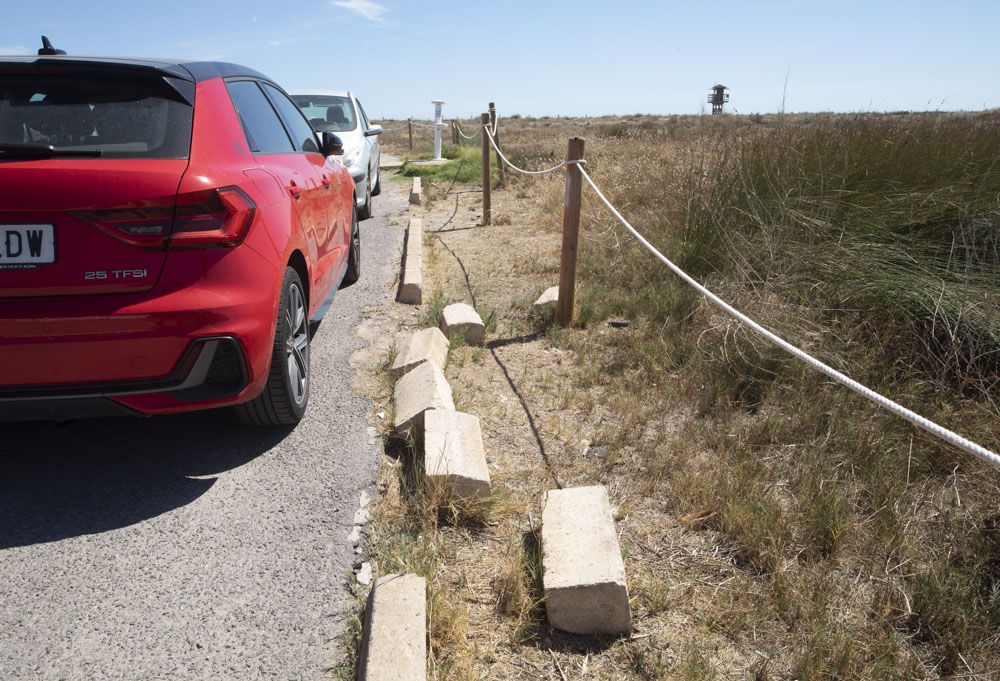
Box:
[0, 161, 408, 681]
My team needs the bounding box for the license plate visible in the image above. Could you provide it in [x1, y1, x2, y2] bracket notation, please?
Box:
[0, 225, 55, 269]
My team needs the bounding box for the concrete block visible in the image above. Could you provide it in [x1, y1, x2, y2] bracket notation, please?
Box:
[397, 218, 423, 305]
[534, 286, 559, 309]
[393, 360, 454, 434]
[439, 303, 485, 346]
[424, 409, 491, 499]
[409, 177, 422, 205]
[392, 327, 449, 378]
[541, 485, 631, 636]
[357, 573, 426, 681]
[405, 219, 422, 251]
[397, 267, 422, 305]
[403, 253, 422, 271]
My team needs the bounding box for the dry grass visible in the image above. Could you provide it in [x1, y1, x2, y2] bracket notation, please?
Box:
[358, 111, 1000, 679]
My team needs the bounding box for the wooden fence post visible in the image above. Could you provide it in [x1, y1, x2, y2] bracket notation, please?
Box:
[452, 120, 459, 146]
[408, 118, 413, 151]
[480, 113, 491, 226]
[557, 137, 585, 327]
[488, 102, 506, 187]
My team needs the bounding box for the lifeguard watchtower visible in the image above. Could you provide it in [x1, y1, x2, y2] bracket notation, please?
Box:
[708, 84, 729, 115]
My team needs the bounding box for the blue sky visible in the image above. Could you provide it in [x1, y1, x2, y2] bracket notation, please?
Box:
[1, 1, 997, 119]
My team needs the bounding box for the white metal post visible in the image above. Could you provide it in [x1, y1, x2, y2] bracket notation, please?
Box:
[431, 100, 445, 160]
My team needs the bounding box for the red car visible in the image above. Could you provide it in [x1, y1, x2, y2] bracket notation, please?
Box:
[0, 53, 361, 425]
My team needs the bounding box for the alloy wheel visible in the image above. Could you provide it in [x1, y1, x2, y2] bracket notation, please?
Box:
[351, 212, 360, 262]
[284, 282, 309, 405]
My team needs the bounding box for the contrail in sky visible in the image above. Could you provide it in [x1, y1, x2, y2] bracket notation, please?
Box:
[609, 0, 700, 48]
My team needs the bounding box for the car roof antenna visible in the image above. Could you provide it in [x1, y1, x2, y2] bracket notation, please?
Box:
[38, 36, 67, 56]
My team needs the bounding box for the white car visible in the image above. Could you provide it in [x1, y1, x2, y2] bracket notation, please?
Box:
[291, 90, 382, 219]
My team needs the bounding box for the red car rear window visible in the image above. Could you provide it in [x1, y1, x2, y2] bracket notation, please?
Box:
[0, 71, 193, 159]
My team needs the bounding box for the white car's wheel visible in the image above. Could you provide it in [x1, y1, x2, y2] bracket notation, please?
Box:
[358, 178, 372, 220]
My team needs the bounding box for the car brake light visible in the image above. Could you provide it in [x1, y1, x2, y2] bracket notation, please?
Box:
[75, 204, 175, 248]
[75, 186, 257, 250]
[169, 187, 256, 249]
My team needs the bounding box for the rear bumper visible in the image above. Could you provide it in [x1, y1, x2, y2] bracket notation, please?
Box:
[0, 244, 281, 418]
[0, 337, 249, 421]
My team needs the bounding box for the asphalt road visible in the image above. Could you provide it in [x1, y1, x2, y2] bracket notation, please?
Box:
[0, 164, 406, 680]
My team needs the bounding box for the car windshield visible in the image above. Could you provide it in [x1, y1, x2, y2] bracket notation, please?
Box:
[0, 70, 194, 159]
[291, 94, 357, 133]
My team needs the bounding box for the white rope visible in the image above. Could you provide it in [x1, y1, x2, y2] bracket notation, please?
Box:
[455, 121, 480, 139]
[576, 164, 1000, 469]
[484, 122, 567, 175]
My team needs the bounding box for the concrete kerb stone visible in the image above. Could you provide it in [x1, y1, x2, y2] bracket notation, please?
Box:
[424, 409, 491, 500]
[534, 285, 559, 310]
[357, 573, 427, 681]
[439, 302, 485, 346]
[391, 327, 449, 379]
[397, 218, 423, 305]
[398, 267, 422, 305]
[541, 485, 632, 636]
[393, 360, 455, 435]
[409, 177, 423, 205]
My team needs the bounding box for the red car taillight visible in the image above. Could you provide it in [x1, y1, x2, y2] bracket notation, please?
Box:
[76, 186, 257, 250]
[170, 187, 257, 249]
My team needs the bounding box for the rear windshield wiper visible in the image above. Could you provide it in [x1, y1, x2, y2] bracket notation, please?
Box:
[0, 143, 103, 160]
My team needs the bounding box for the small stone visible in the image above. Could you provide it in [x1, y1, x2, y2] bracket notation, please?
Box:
[587, 445, 610, 459]
[534, 286, 559, 309]
[356, 561, 373, 586]
[439, 303, 485, 346]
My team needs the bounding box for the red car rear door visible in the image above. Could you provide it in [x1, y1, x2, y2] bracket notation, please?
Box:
[261, 83, 342, 299]
[224, 80, 329, 298]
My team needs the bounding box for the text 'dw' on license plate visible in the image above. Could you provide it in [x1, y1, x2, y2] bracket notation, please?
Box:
[0, 225, 55, 269]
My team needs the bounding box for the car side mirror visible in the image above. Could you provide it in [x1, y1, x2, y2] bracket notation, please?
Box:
[363, 125, 383, 137]
[321, 132, 344, 156]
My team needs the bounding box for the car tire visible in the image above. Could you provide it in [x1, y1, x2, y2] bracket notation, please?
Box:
[358, 179, 372, 221]
[371, 168, 381, 196]
[236, 267, 310, 426]
[341, 204, 360, 288]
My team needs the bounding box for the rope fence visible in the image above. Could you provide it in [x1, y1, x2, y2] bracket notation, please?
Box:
[455, 121, 481, 139]
[484, 120, 568, 175]
[576, 165, 1000, 469]
[377, 118, 487, 149]
[467, 104, 1000, 469]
